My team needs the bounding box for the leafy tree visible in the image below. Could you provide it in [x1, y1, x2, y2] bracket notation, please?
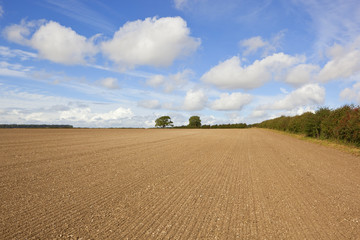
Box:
[188, 116, 201, 128]
[155, 116, 173, 128]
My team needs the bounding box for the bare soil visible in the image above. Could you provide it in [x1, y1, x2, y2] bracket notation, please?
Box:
[1, 128, 359, 239]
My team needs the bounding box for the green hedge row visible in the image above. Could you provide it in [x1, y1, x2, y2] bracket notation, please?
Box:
[174, 123, 248, 129]
[256, 105, 360, 146]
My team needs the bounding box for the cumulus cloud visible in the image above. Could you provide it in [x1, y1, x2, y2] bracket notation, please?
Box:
[285, 64, 320, 86]
[2, 19, 43, 45]
[211, 92, 252, 111]
[3, 20, 98, 65]
[92, 107, 133, 121]
[317, 38, 360, 82]
[182, 89, 207, 111]
[31, 21, 98, 65]
[264, 84, 325, 110]
[97, 77, 119, 89]
[101, 17, 200, 69]
[138, 99, 161, 109]
[60, 107, 133, 122]
[201, 115, 217, 125]
[340, 82, 360, 104]
[4, 23, 30, 45]
[201, 53, 303, 90]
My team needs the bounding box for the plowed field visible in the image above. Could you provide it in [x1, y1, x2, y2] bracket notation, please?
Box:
[1, 128, 359, 239]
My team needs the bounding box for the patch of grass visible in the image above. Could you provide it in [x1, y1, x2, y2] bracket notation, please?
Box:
[264, 128, 360, 157]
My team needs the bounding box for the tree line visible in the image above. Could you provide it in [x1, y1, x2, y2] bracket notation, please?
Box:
[254, 105, 360, 146]
[0, 124, 73, 128]
[155, 115, 248, 129]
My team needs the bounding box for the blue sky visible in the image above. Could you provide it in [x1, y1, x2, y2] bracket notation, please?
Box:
[1, 0, 360, 127]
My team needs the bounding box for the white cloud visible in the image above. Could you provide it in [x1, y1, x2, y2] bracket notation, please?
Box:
[30, 21, 98, 65]
[3, 20, 98, 65]
[2, 20, 36, 45]
[0, 67, 27, 78]
[285, 63, 320, 86]
[137, 99, 161, 109]
[240, 31, 285, 56]
[43, 0, 115, 33]
[174, 0, 188, 10]
[294, 0, 360, 54]
[264, 84, 325, 110]
[280, 88, 288, 94]
[201, 115, 217, 125]
[97, 77, 119, 89]
[201, 53, 303, 89]
[101, 17, 200, 69]
[292, 106, 316, 115]
[24, 112, 47, 122]
[0, 85, 136, 127]
[182, 89, 207, 111]
[92, 107, 133, 121]
[240, 36, 267, 55]
[0, 46, 37, 60]
[146, 74, 165, 87]
[59, 107, 133, 122]
[250, 109, 267, 118]
[0, 61, 32, 78]
[226, 112, 245, 123]
[146, 69, 193, 93]
[340, 82, 360, 104]
[59, 107, 91, 122]
[211, 92, 252, 111]
[317, 38, 360, 82]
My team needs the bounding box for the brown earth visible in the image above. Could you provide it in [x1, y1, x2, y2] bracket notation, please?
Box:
[0, 128, 359, 239]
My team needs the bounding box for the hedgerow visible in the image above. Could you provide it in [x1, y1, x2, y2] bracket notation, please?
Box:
[257, 105, 360, 146]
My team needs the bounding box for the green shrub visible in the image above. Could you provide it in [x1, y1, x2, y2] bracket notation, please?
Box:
[257, 105, 360, 146]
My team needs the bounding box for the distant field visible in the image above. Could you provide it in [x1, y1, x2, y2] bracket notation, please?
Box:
[1, 128, 359, 239]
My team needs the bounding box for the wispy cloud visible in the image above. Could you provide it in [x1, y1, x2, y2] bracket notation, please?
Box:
[236, 0, 272, 20]
[96, 77, 120, 90]
[42, 0, 116, 33]
[0, 85, 134, 127]
[0, 5, 4, 17]
[174, 0, 188, 10]
[292, 0, 360, 55]
[173, 0, 243, 20]
[0, 46, 37, 60]
[0, 61, 32, 78]
[240, 30, 286, 56]
[146, 69, 193, 93]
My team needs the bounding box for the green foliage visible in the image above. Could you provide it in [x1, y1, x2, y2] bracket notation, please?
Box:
[305, 108, 331, 138]
[205, 123, 247, 129]
[155, 116, 173, 128]
[188, 116, 201, 128]
[257, 105, 360, 146]
[174, 122, 247, 129]
[321, 105, 360, 144]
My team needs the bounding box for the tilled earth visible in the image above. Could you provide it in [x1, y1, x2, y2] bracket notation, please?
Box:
[0, 128, 359, 239]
